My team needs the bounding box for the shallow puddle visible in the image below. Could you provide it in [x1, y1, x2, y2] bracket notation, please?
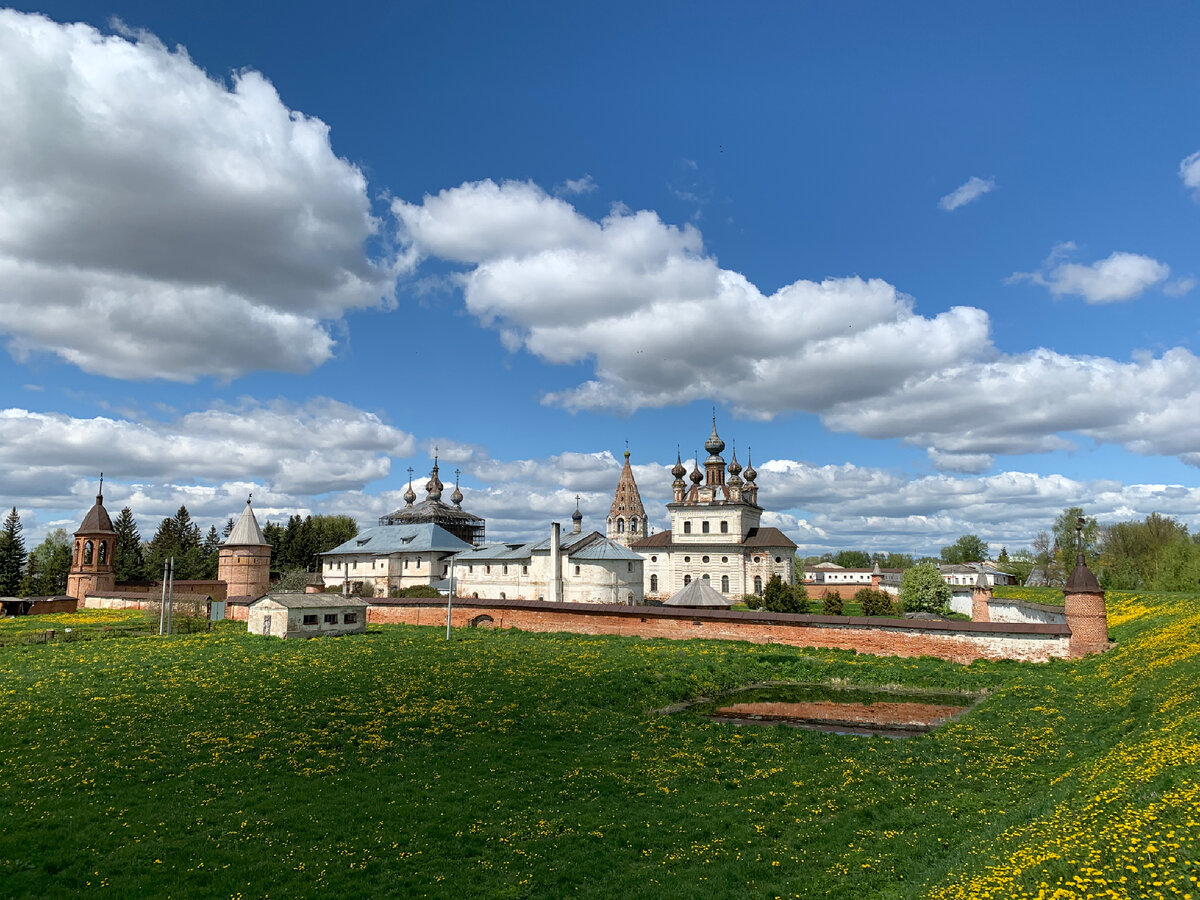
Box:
[677, 683, 981, 738]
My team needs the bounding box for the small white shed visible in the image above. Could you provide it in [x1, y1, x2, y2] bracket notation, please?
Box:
[248, 594, 369, 639]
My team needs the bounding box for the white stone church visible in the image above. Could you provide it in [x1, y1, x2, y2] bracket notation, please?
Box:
[624, 419, 797, 601]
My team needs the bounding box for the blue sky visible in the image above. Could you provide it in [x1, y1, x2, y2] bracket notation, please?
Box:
[2, 2, 1200, 556]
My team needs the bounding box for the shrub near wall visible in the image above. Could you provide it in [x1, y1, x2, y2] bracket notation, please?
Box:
[855, 587, 898, 617]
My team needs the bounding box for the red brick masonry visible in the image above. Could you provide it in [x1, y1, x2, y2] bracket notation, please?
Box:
[367, 598, 1074, 664]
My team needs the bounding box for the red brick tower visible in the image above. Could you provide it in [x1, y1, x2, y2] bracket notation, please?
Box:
[66, 477, 116, 604]
[1063, 517, 1108, 657]
[971, 573, 992, 622]
[218, 497, 272, 600]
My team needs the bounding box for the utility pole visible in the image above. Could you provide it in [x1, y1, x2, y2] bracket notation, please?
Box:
[158, 560, 169, 635]
[165, 557, 175, 634]
[446, 557, 455, 640]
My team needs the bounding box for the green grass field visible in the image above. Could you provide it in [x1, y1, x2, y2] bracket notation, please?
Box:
[1, 590, 1197, 899]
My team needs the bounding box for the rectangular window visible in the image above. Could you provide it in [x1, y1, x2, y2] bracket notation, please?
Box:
[343, 613, 357, 624]
[522, 565, 528, 575]
[303, 615, 318, 626]
[503, 565, 508, 575]
[627, 562, 633, 572]
[468, 564, 473, 573]
[324, 614, 337, 624]
[574, 565, 581, 575]
[720, 521, 728, 533]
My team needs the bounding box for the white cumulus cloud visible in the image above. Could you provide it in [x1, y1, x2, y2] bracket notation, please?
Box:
[938, 176, 996, 211]
[0, 10, 394, 380]
[1011, 243, 1170, 304]
[393, 179, 991, 418]
[1180, 150, 1200, 193]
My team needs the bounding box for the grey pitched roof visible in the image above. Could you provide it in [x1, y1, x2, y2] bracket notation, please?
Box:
[663, 578, 734, 608]
[455, 542, 535, 562]
[322, 523, 472, 556]
[251, 594, 370, 609]
[571, 538, 645, 561]
[223, 500, 268, 547]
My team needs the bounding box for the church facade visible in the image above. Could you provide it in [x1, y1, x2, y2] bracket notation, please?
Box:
[629, 420, 796, 601]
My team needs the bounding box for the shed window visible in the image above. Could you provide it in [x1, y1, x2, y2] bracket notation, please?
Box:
[324, 614, 337, 624]
[343, 613, 357, 624]
[303, 615, 318, 626]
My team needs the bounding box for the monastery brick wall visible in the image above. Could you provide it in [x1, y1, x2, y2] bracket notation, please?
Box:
[365, 598, 1074, 664]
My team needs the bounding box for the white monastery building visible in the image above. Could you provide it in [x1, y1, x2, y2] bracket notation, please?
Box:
[629, 419, 796, 601]
[454, 516, 644, 605]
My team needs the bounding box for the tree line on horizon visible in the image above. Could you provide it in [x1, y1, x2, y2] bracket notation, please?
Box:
[0, 505, 357, 598]
[798, 506, 1200, 592]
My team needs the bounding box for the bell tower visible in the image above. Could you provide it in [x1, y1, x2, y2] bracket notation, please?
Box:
[67, 476, 117, 603]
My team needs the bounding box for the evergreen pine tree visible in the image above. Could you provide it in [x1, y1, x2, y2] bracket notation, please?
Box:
[0, 507, 27, 595]
[112, 507, 146, 583]
[19, 529, 71, 596]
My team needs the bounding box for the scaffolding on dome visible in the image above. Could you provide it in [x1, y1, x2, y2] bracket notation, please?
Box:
[380, 461, 486, 546]
[378, 501, 486, 546]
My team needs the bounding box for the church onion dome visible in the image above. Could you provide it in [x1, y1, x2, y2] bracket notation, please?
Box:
[704, 416, 725, 457]
[403, 483, 416, 506]
[728, 447, 742, 478]
[744, 449, 757, 482]
[425, 458, 444, 502]
[689, 458, 704, 484]
[671, 450, 687, 480]
[451, 471, 464, 508]
[571, 502, 583, 524]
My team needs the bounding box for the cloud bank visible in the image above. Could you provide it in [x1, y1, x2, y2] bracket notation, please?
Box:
[394, 179, 1200, 469]
[0, 10, 393, 380]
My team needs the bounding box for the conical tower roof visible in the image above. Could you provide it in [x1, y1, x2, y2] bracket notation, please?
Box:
[77, 494, 115, 536]
[608, 450, 647, 520]
[223, 497, 268, 547]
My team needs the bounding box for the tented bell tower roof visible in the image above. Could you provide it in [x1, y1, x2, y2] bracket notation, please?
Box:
[223, 498, 268, 547]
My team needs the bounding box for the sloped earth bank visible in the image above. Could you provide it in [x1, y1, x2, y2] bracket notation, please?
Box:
[0, 591, 1195, 898]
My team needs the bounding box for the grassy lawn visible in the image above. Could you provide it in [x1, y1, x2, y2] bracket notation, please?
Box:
[0, 592, 1197, 898]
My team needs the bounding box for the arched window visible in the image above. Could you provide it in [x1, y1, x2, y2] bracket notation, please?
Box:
[683, 575, 691, 586]
[83, 541, 93, 565]
[98, 541, 107, 564]
[702, 556, 710, 563]
[617, 518, 625, 533]
[702, 521, 710, 534]
[702, 573, 710, 581]
[630, 517, 638, 533]
[754, 575, 762, 594]
[720, 521, 728, 533]
[683, 521, 691, 534]
[74, 541, 81, 564]
[499, 592, 506, 600]
[721, 575, 730, 592]
[650, 574, 658, 592]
